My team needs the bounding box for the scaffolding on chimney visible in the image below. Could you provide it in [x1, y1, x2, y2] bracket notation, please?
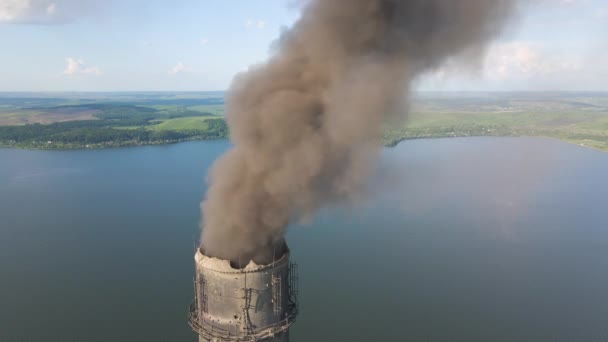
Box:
[272, 274, 282, 316]
[189, 262, 299, 342]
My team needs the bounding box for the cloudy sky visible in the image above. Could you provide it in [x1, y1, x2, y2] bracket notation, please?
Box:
[0, 0, 606, 91]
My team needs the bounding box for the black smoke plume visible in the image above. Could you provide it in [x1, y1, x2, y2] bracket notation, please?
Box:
[201, 0, 521, 265]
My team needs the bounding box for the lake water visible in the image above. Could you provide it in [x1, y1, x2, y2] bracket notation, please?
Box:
[1, 137, 607, 342]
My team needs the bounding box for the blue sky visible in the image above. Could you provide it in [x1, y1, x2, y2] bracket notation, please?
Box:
[0, 0, 606, 91]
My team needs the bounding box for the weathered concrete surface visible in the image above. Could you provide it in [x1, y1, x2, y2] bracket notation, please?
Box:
[191, 248, 297, 342]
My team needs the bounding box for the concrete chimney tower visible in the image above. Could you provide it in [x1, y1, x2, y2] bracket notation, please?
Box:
[189, 247, 299, 342]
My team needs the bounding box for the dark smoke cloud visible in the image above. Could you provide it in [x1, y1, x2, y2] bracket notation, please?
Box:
[201, 0, 521, 265]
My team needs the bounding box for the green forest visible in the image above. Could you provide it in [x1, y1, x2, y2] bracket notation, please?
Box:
[0, 101, 228, 149]
[1, 92, 607, 151]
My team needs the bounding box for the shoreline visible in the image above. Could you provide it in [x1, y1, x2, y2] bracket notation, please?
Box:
[2, 134, 606, 153]
[0, 136, 224, 151]
[385, 135, 608, 153]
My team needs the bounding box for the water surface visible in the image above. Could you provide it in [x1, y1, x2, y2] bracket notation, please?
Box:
[0, 137, 607, 341]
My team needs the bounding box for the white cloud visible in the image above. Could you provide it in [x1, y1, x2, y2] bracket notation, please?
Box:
[63, 57, 101, 76]
[168, 62, 192, 75]
[200, 37, 209, 45]
[417, 41, 602, 91]
[245, 18, 266, 29]
[0, 0, 30, 22]
[483, 42, 581, 80]
[0, 0, 101, 24]
[428, 42, 581, 83]
[46, 2, 55, 15]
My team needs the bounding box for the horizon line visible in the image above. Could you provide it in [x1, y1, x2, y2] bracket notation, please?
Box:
[1, 90, 608, 94]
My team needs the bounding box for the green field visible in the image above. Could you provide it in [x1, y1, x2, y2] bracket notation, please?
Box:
[139, 104, 225, 116]
[1, 92, 607, 151]
[384, 110, 608, 149]
[382, 93, 608, 152]
[186, 104, 225, 116]
[0, 93, 227, 149]
[149, 116, 217, 131]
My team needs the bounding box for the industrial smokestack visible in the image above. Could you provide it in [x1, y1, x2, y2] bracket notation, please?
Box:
[200, 0, 521, 267]
[189, 247, 298, 342]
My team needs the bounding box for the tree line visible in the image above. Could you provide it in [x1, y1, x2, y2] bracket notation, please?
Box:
[0, 104, 228, 148]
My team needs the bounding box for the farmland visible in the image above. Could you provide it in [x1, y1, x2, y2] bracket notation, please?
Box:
[1, 92, 607, 151]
